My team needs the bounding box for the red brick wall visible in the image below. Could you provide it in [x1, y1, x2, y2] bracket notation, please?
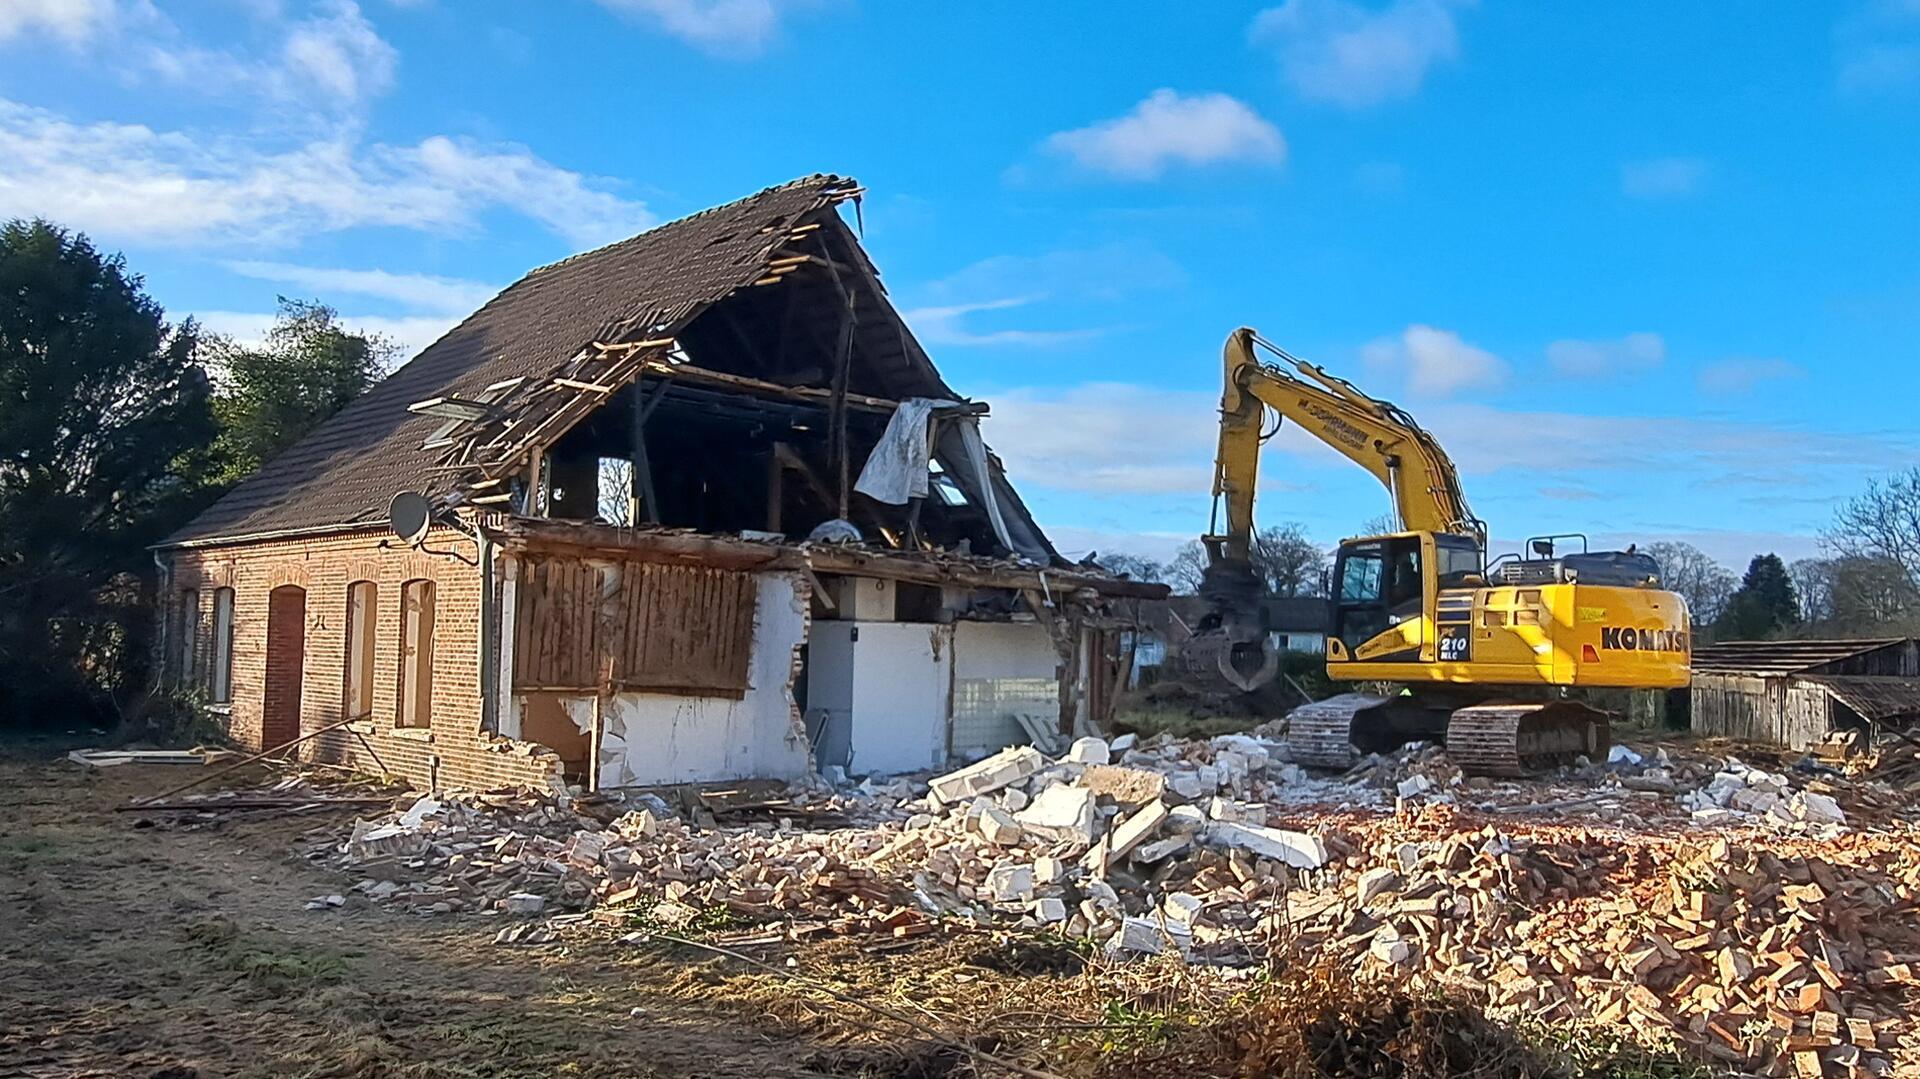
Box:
[163, 527, 564, 792]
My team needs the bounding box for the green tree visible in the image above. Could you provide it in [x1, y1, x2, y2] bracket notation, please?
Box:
[0, 220, 218, 726]
[207, 298, 391, 483]
[1716, 553, 1802, 640]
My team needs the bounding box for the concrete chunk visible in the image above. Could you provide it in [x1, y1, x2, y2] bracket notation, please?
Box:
[1162, 891, 1204, 926]
[1016, 784, 1098, 845]
[976, 806, 1024, 847]
[1032, 896, 1067, 924]
[1106, 799, 1169, 861]
[1131, 834, 1191, 863]
[1206, 821, 1327, 869]
[1080, 765, 1166, 806]
[986, 864, 1035, 903]
[1066, 736, 1111, 765]
[503, 892, 546, 915]
[1794, 791, 1846, 825]
[928, 745, 1045, 804]
[1107, 915, 1164, 955]
[1355, 867, 1403, 905]
[1165, 804, 1207, 834]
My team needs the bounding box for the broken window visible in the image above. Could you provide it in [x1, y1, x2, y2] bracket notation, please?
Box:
[178, 589, 199, 684]
[596, 457, 634, 524]
[397, 579, 435, 728]
[929, 462, 968, 507]
[209, 588, 234, 705]
[344, 581, 376, 720]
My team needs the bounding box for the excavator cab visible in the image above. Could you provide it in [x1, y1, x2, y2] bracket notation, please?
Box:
[1327, 531, 1484, 663]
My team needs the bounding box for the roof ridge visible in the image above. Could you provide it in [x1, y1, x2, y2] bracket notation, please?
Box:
[524, 173, 854, 280]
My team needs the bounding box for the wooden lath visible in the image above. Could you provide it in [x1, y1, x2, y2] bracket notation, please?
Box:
[512, 554, 756, 697]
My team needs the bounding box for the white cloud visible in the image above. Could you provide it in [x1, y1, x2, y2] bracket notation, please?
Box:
[984, 383, 1222, 495]
[903, 299, 1105, 348]
[1837, 0, 1920, 93]
[1043, 89, 1285, 180]
[196, 309, 458, 360]
[29, 1, 399, 115]
[1362, 324, 1505, 397]
[225, 261, 499, 313]
[0, 100, 657, 248]
[922, 245, 1186, 304]
[1620, 157, 1708, 199]
[981, 382, 1323, 501]
[1545, 332, 1665, 378]
[1250, 0, 1469, 109]
[1697, 357, 1802, 395]
[594, 0, 795, 57]
[276, 0, 397, 106]
[904, 244, 1184, 347]
[0, 0, 117, 44]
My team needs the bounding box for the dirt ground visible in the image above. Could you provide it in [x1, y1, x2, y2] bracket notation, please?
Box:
[0, 747, 1009, 1079]
[1, 742, 1736, 1079]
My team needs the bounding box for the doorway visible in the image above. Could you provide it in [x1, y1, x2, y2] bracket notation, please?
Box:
[263, 585, 307, 753]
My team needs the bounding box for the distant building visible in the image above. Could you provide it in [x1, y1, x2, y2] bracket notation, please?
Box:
[1687, 638, 1920, 749]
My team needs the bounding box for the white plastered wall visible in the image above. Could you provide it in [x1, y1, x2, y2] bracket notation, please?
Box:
[949, 620, 1060, 761]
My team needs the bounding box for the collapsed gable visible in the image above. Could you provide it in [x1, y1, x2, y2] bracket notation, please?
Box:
[166, 175, 1056, 562]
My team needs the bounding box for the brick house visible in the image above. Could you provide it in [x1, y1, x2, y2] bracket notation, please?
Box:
[157, 175, 1163, 792]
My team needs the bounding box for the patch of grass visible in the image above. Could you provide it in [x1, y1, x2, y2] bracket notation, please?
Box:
[1520, 1020, 1715, 1079]
[1094, 1000, 1175, 1052]
[0, 826, 123, 868]
[184, 918, 356, 991]
[624, 903, 751, 942]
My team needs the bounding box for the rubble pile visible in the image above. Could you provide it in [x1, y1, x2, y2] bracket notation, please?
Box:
[320, 730, 1920, 1073]
[1277, 820, 1920, 1076]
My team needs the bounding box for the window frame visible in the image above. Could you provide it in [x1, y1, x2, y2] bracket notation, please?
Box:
[343, 581, 378, 720]
[178, 589, 200, 685]
[396, 578, 435, 729]
[208, 587, 235, 705]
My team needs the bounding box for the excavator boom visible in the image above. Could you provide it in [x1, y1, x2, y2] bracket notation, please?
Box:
[1209, 327, 1483, 556]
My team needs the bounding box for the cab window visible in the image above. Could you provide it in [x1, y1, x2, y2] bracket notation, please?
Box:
[1338, 544, 1383, 603]
[1436, 537, 1484, 587]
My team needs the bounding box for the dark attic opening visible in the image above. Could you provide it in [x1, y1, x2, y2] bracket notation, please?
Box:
[532, 208, 1047, 561]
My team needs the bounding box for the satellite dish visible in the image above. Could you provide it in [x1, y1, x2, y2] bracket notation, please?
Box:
[388, 491, 433, 546]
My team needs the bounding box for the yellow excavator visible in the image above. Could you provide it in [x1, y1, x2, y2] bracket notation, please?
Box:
[1196, 328, 1692, 776]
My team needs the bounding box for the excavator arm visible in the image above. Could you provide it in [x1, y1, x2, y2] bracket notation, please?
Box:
[1210, 327, 1483, 553]
[1199, 327, 1484, 685]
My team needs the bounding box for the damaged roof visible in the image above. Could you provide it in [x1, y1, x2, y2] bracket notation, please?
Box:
[1800, 675, 1920, 724]
[165, 175, 1053, 555]
[1690, 638, 1909, 676]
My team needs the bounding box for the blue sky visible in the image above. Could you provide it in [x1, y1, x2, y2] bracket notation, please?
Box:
[4, 1, 1918, 569]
